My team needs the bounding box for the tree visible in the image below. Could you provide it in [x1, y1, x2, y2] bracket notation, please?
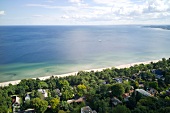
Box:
[62, 89, 74, 100]
[58, 110, 66, 113]
[111, 84, 125, 97]
[59, 80, 69, 89]
[132, 105, 149, 113]
[158, 107, 170, 113]
[126, 97, 137, 109]
[35, 91, 44, 99]
[77, 84, 87, 97]
[112, 105, 131, 113]
[38, 81, 49, 89]
[22, 99, 31, 110]
[165, 75, 170, 85]
[0, 90, 12, 113]
[31, 98, 48, 113]
[50, 98, 60, 112]
[0, 106, 8, 113]
[60, 101, 70, 111]
[149, 82, 158, 90]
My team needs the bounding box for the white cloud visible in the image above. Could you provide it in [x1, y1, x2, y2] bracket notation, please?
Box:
[25, 0, 170, 25]
[32, 15, 44, 17]
[93, 0, 131, 6]
[146, 0, 169, 12]
[0, 10, 5, 15]
[61, 15, 70, 19]
[69, 0, 82, 3]
[45, 0, 55, 3]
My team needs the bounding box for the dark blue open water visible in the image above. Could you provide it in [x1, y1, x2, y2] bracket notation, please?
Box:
[0, 25, 170, 82]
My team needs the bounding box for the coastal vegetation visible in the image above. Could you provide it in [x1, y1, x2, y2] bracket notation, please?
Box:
[0, 58, 170, 113]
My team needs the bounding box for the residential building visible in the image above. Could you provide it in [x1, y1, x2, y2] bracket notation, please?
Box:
[25, 94, 30, 101]
[38, 89, 48, 97]
[81, 106, 93, 113]
[135, 89, 151, 97]
[111, 97, 122, 106]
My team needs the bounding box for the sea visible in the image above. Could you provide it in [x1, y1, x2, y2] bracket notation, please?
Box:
[0, 25, 170, 82]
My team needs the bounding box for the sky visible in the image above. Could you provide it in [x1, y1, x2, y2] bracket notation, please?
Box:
[0, 0, 170, 25]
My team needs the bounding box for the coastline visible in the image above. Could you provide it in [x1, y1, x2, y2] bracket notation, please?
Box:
[0, 59, 159, 87]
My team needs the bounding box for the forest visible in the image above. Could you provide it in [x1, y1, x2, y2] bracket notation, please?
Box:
[0, 58, 170, 113]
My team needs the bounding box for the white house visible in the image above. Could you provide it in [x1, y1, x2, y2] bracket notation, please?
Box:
[25, 94, 30, 101]
[38, 89, 48, 97]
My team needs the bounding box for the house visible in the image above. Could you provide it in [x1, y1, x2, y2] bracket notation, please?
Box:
[92, 110, 97, 113]
[131, 74, 138, 80]
[67, 99, 75, 104]
[152, 69, 163, 75]
[11, 95, 21, 113]
[114, 78, 123, 83]
[155, 75, 163, 79]
[74, 97, 85, 103]
[139, 82, 144, 88]
[54, 88, 62, 97]
[122, 93, 130, 102]
[147, 88, 158, 96]
[135, 89, 151, 97]
[81, 106, 96, 113]
[25, 94, 30, 101]
[67, 97, 85, 104]
[111, 97, 122, 106]
[166, 88, 170, 95]
[12, 95, 20, 105]
[139, 83, 144, 88]
[152, 69, 165, 81]
[123, 78, 129, 82]
[24, 108, 35, 113]
[38, 89, 48, 97]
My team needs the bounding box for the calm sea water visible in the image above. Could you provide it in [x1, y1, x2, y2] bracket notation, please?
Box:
[0, 25, 170, 82]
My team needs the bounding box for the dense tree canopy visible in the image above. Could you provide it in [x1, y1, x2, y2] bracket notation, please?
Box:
[31, 98, 48, 113]
[50, 98, 60, 112]
[111, 84, 125, 97]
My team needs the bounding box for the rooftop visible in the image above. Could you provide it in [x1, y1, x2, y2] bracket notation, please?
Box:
[81, 106, 93, 113]
[136, 89, 151, 97]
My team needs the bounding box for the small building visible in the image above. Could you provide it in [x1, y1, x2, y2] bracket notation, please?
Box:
[155, 75, 163, 79]
[38, 89, 48, 97]
[12, 95, 20, 105]
[147, 88, 157, 96]
[114, 78, 123, 83]
[139, 84, 144, 88]
[67, 99, 75, 104]
[11, 95, 21, 113]
[25, 94, 30, 101]
[81, 106, 93, 113]
[131, 74, 138, 80]
[67, 97, 85, 104]
[24, 108, 35, 113]
[111, 97, 122, 106]
[92, 110, 97, 113]
[122, 93, 130, 102]
[152, 69, 163, 75]
[135, 89, 151, 97]
[139, 82, 144, 88]
[55, 88, 62, 96]
[166, 88, 170, 95]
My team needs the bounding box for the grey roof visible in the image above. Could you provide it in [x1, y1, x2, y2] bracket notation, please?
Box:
[111, 97, 122, 105]
[135, 89, 151, 97]
[81, 106, 93, 113]
[114, 78, 123, 83]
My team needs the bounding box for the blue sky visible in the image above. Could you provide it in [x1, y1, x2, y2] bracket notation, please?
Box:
[0, 0, 170, 25]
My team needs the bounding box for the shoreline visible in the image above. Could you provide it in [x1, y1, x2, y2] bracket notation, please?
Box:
[0, 59, 160, 87]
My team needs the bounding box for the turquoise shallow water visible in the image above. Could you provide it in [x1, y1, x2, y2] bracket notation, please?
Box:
[0, 25, 170, 82]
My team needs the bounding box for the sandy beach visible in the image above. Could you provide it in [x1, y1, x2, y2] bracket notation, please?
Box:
[0, 59, 159, 87]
